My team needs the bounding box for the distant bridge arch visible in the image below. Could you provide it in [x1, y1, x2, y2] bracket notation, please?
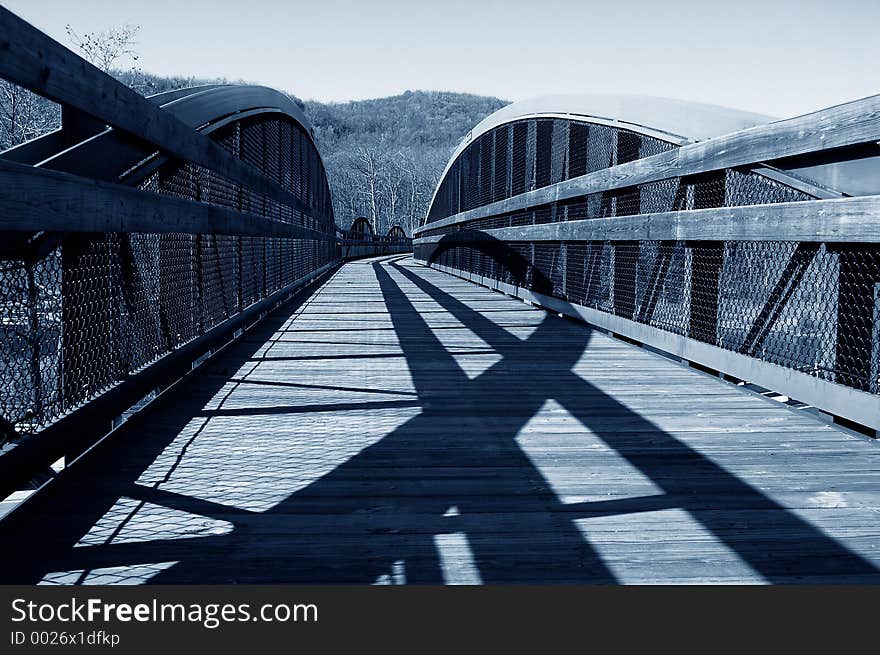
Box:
[350, 217, 376, 236]
[340, 218, 411, 260]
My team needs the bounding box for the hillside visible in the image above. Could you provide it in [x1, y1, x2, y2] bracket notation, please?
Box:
[305, 90, 506, 151]
[304, 91, 508, 234]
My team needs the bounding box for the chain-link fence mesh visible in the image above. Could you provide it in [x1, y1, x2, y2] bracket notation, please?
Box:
[417, 238, 880, 397]
[417, 114, 880, 399]
[1, 112, 340, 441]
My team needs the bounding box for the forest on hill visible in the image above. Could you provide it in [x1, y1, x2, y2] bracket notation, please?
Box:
[0, 25, 508, 235]
[305, 91, 508, 234]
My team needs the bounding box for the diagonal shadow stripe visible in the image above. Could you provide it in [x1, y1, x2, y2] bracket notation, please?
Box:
[196, 399, 423, 417]
[416, 235, 879, 582]
[392, 261, 525, 356]
[372, 260, 618, 583]
[223, 378, 420, 397]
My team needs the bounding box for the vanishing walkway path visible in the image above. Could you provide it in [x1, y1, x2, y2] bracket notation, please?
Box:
[3, 256, 879, 584]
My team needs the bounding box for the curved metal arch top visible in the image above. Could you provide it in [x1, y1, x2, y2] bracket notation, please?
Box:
[3, 84, 321, 171]
[457, 93, 774, 153]
[435, 93, 774, 199]
[153, 84, 315, 139]
[426, 94, 776, 225]
[15, 85, 325, 186]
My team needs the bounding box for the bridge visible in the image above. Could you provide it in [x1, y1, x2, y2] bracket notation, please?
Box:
[0, 9, 879, 584]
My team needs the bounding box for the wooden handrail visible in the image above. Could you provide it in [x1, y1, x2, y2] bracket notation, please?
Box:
[413, 195, 880, 244]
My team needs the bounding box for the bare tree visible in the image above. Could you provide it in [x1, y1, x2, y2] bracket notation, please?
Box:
[328, 165, 367, 230]
[65, 23, 153, 94]
[382, 152, 407, 235]
[398, 151, 423, 236]
[65, 24, 141, 73]
[0, 21, 147, 151]
[350, 144, 388, 232]
[0, 81, 60, 150]
[394, 148, 445, 235]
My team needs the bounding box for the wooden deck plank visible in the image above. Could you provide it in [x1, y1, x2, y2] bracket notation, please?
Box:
[2, 255, 879, 585]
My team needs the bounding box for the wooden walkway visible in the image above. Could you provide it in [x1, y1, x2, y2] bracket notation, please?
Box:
[3, 255, 880, 584]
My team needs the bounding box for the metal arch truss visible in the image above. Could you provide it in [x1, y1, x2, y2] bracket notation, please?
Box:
[338, 220, 412, 260]
[416, 96, 880, 433]
[0, 7, 405, 492]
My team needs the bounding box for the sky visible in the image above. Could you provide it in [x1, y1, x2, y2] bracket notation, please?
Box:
[3, 0, 879, 117]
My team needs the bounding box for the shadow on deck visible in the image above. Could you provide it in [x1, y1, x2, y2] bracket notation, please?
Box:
[2, 254, 879, 584]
